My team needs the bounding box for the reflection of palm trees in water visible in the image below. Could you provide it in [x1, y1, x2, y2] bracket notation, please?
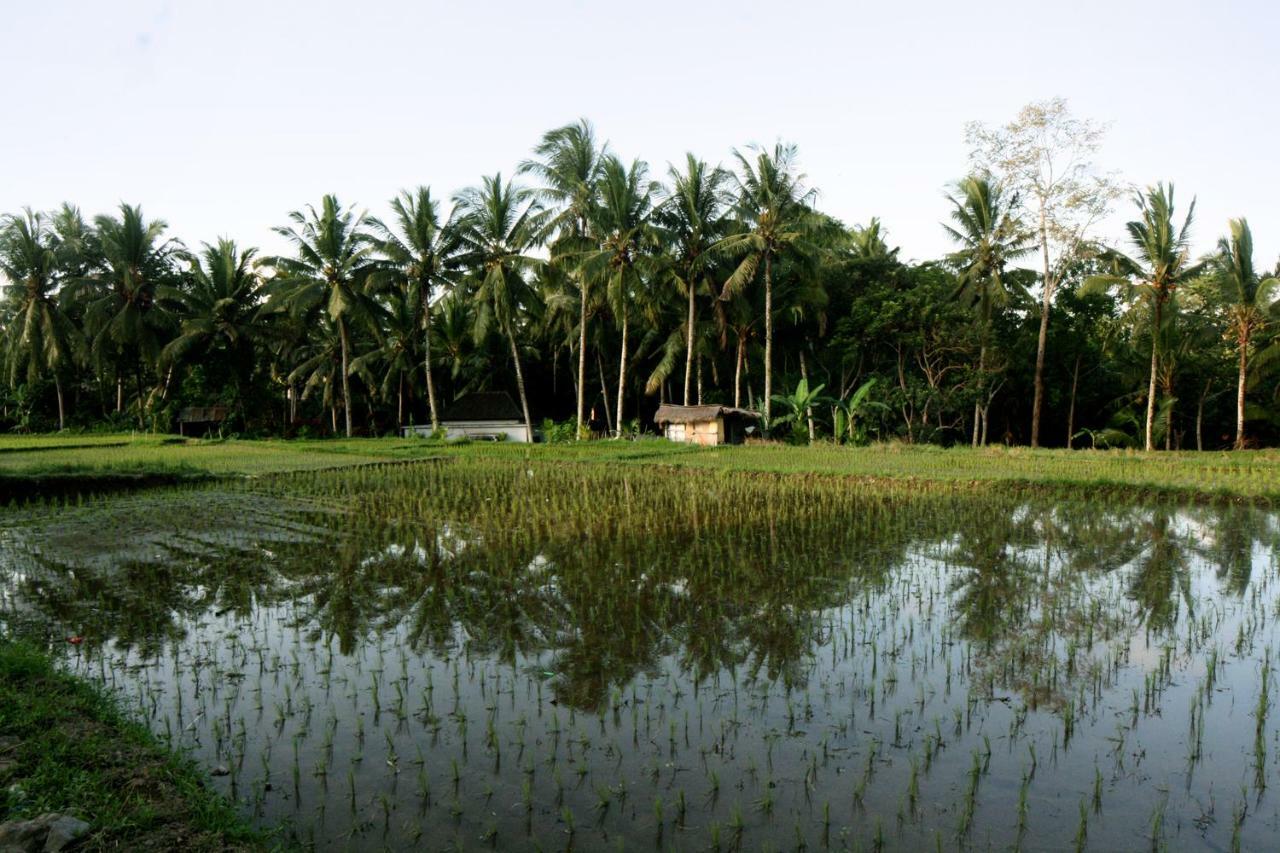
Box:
[1190, 504, 1276, 597]
[1125, 509, 1195, 633]
[16, 482, 1280, 718]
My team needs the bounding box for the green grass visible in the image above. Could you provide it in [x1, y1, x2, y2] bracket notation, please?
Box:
[0, 640, 278, 851]
[6, 433, 1280, 501]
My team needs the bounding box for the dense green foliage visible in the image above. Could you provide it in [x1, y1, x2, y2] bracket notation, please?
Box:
[3, 112, 1277, 448]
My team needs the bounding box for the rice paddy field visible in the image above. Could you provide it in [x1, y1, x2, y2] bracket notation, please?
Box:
[6, 438, 1280, 850]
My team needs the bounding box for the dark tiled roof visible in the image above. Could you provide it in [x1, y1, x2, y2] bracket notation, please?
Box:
[441, 392, 523, 422]
[653, 404, 760, 424]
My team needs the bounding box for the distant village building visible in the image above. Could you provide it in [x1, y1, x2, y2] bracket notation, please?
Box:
[177, 406, 229, 437]
[653, 404, 760, 446]
[402, 392, 531, 442]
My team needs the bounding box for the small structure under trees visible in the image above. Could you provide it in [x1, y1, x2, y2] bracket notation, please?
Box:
[654, 404, 759, 446]
[177, 406, 229, 437]
[403, 391, 531, 442]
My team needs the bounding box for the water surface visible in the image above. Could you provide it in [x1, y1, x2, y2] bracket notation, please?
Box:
[2, 461, 1278, 851]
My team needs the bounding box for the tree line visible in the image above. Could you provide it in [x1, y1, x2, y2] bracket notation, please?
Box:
[3, 100, 1277, 449]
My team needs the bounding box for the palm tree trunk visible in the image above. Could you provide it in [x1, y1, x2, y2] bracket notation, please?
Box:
[507, 328, 533, 439]
[1197, 378, 1211, 452]
[1144, 302, 1161, 452]
[597, 352, 613, 436]
[696, 357, 704, 406]
[763, 252, 774, 433]
[684, 274, 696, 406]
[1030, 208, 1052, 448]
[338, 316, 354, 438]
[614, 307, 628, 438]
[55, 375, 65, 431]
[1235, 331, 1248, 449]
[397, 371, 404, 429]
[972, 344, 986, 449]
[1066, 355, 1081, 449]
[423, 291, 440, 433]
[116, 374, 123, 413]
[734, 336, 744, 409]
[576, 283, 588, 439]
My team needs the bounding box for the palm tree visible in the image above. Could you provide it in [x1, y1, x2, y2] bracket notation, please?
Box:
[1086, 184, 1203, 451]
[0, 210, 82, 429]
[581, 156, 658, 435]
[453, 173, 546, 437]
[367, 188, 461, 433]
[657, 155, 731, 406]
[943, 174, 1033, 447]
[262, 195, 377, 437]
[1210, 219, 1277, 449]
[67, 204, 180, 424]
[520, 120, 608, 438]
[716, 143, 816, 429]
[160, 239, 262, 410]
[849, 217, 899, 262]
[351, 288, 422, 427]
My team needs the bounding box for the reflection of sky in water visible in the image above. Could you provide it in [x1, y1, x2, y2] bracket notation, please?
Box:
[2, 486, 1279, 851]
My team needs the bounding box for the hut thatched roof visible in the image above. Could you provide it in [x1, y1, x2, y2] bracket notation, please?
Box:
[441, 392, 523, 422]
[653, 404, 760, 425]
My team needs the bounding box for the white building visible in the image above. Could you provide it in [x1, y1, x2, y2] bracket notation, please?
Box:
[402, 392, 531, 442]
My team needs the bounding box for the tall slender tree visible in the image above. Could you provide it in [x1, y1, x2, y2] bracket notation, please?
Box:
[1210, 219, 1277, 449]
[1086, 184, 1203, 451]
[520, 120, 608, 439]
[581, 156, 658, 435]
[453, 174, 546, 438]
[0, 210, 82, 429]
[67, 204, 179, 424]
[943, 174, 1033, 446]
[716, 143, 816, 429]
[967, 99, 1117, 446]
[262, 195, 377, 437]
[657, 155, 731, 406]
[367, 188, 461, 433]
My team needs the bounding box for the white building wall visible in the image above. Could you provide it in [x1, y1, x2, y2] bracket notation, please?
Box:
[401, 420, 531, 442]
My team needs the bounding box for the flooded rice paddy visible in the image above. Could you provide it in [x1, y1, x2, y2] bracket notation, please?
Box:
[3, 458, 1280, 851]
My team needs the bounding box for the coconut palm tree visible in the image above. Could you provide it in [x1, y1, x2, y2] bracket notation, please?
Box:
[262, 195, 377, 437]
[1210, 219, 1277, 449]
[453, 173, 546, 437]
[65, 204, 180, 424]
[657, 154, 732, 406]
[849, 217, 899, 262]
[943, 173, 1033, 447]
[351, 288, 422, 428]
[367, 187, 461, 433]
[160, 239, 263, 409]
[580, 156, 658, 435]
[0, 210, 82, 429]
[716, 143, 816, 429]
[520, 120, 608, 438]
[1085, 184, 1203, 451]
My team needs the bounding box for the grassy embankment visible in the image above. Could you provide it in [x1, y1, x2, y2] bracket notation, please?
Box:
[6, 432, 1280, 502]
[0, 640, 275, 851]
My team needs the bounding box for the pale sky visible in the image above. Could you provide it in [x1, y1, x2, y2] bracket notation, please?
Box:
[3, 0, 1277, 269]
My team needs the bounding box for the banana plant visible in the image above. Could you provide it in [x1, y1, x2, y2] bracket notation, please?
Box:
[770, 377, 832, 443]
[833, 378, 889, 445]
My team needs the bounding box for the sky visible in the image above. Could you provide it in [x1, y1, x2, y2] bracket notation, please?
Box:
[3, 0, 1278, 268]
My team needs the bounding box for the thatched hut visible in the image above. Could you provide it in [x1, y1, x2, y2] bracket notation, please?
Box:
[653, 404, 759, 446]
